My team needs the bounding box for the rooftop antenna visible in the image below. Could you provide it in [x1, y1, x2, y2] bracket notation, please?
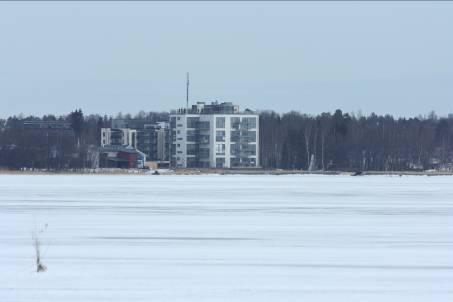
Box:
[186, 72, 189, 113]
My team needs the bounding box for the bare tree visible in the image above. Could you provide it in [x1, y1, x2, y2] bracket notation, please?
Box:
[303, 117, 314, 170]
[32, 223, 48, 273]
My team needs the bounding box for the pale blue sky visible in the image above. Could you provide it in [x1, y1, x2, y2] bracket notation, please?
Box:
[1, 2, 452, 117]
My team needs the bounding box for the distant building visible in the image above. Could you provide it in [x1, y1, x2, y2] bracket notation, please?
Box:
[98, 145, 146, 169]
[22, 120, 72, 130]
[170, 101, 259, 168]
[101, 128, 137, 149]
[137, 122, 170, 162]
[111, 119, 148, 130]
[100, 121, 170, 168]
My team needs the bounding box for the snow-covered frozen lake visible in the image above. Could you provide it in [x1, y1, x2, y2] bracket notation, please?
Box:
[1, 174, 452, 302]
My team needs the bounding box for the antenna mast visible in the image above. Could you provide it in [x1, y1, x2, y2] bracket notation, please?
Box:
[186, 72, 189, 113]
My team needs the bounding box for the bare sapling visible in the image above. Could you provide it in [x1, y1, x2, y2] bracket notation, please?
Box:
[32, 223, 48, 273]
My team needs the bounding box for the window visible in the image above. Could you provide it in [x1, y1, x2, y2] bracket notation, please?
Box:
[187, 117, 199, 128]
[242, 117, 256, 129]
[177, 130, 180, 134]
[216, 157, 225, 168]
[242, 144, 256, 156]
[198, 121, 210, 130]
[244, 131, 256, 142]
[187, 144, 197, 155]
[231, 130, 240, 142]
[230, 144, 240, 156]
[177, 117, 181, 121]
[216, 130, 225, 142]
[199, 135, 209, 144]
[231, 117, 240, 129]
[199, 148, 209, 159]
[231, 157, 240, 167]
[241, 158, 256, 167]
[216, 117, 225, 128]
[186, 130, 196, 142]
[215, 144, 225, 155]
[131, 133, 136, 147]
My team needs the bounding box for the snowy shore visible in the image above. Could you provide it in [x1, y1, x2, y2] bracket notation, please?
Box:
[1, 168, 453, 176]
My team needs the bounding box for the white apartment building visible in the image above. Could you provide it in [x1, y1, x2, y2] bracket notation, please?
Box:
[170, 102, 259, 168]
[101, 128, 137, 149]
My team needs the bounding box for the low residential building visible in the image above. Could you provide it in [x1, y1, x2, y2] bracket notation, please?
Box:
[101, 128, 137, 149]
[22, 120, 72, 130]
[98, 145, 146, 169]
[100, 121, 170, 168]
[170, 101, 259, 168]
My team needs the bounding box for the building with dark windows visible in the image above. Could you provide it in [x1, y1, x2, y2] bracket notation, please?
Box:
[100, 120, 170, 168]
[137, 122, 170, 162]
[101, 128, 137, 149]
[170, 102, 259, 168]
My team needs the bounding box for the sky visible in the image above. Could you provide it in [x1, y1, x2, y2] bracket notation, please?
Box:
[1, 2, 452, 118]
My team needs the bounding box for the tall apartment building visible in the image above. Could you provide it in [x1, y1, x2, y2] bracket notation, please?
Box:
[170, 102, 259, 168]
[137, 122, 170, 162]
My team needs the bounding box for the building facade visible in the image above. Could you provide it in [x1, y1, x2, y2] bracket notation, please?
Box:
[98, 145, 146, 169]
[101, 128, 137, 149]
[137, 122, 170, 162]
[100, 121, 170, 168]
[170, 102, 259, 168]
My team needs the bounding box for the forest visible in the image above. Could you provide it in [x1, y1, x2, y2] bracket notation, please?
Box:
[1, 109, 452, 171]
[260, 110, 453, 171]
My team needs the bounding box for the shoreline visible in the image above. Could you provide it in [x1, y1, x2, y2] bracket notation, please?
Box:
[1, 169, 452, 176]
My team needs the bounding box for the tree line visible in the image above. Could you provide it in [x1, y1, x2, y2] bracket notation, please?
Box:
[259, 110, 453, 171]
[0, 110, 168, 170]
[1, 108, 452, 171]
